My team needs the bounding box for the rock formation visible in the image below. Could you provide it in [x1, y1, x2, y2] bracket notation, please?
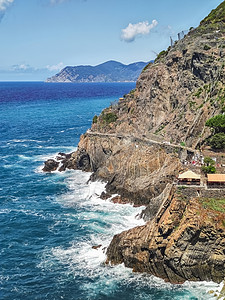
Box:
[43, 1, 225, 283]
[106, 186, 225, 283]
[58, 0, 225, 203]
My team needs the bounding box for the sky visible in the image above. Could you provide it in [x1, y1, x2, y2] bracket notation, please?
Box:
[0, 0, 223, 81]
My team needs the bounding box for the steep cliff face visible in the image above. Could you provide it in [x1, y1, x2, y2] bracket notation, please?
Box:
[70, 133, 182, 206]
[71, 1, 225, 284]
[92, 29, 225, 149]
[70, 2, 225, 202]
[106, 187, 225, 283]
[43, 1, 225, 284]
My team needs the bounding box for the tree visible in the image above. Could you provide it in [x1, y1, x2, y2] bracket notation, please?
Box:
[205, 114, 225, 133]
[201, 156, 216, 174]
[209, 132, 225, 149]
[203, 156, 215, 166]
[201, 165, 216, 174]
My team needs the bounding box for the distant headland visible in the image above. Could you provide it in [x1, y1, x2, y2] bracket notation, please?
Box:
[45, 60, 150, 83]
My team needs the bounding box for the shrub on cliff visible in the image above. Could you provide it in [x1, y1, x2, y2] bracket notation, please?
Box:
[92, 115, 98, 124]
[203, 156, 215, 166]
[200, 1, 225, 26]
[206, 114, 225, 133]
[201, 165, 216, 174]
[155, 50, 167, 61]
[141, 62, 153, 73]
[101, 112, 118, 124]
[201, 156, 216, 174]
[209, 132, 225, 149]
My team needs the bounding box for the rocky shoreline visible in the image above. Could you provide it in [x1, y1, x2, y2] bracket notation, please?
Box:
[106, 185, 225, 284]
[43, 1, 225, 286]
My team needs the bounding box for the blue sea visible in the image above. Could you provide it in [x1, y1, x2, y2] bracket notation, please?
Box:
[0, 82, 220, 300]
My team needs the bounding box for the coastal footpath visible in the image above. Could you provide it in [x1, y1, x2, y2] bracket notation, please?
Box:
[44, 1, 225, 284]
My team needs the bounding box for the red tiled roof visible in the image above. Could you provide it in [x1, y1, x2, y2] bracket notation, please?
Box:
[207, 174, 225, 183]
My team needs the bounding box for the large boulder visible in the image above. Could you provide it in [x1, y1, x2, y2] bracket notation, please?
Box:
[42, 159, 59, 172]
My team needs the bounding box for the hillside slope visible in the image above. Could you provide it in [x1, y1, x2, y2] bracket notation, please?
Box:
[46, 60, 148, 83]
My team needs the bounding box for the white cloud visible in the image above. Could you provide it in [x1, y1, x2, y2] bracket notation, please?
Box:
[46, 62, 64, 71]
[121, 20, 158, 42]
[6, 62, 64, 74]
[11, 64, 35, 72]
[0, 0, 14, 11]
[16, 64, 29, 70]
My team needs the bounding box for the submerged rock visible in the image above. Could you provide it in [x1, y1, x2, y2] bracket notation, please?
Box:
[92, 244, 102, 250]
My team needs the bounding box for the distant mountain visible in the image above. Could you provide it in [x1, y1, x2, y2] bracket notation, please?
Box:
[46, 60, 149, 83]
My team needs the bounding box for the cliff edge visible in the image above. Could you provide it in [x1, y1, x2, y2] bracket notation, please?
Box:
[43, 1, 225, 284]
[60, 1, 225, 204]
[106, 186, 225, 283]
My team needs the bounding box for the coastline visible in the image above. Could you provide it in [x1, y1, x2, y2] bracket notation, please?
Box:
[42, 3, 225, 287]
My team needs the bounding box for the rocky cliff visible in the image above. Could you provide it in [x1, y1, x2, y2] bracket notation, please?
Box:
[106, 186, 225, 283]
[43, 1, 225, 284]
[58, 1, 225, 201]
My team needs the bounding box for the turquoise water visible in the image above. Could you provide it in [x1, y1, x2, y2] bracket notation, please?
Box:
[0, 82, 219, 299]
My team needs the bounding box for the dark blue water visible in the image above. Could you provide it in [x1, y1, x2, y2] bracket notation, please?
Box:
[0, 82, 218, 299]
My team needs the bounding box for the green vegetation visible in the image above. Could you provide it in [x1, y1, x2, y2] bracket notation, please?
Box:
[206, 114, 225, 133]
[201, 198, 225, 213]
[189, 100, 196, 109]
[205, 114, 225, 150]
[200, 1, 225, 26]
[129, 88, 136, 98]
[180, 141, 186, 147]
[201, 165, 216, 174]
[197, 2, 225, 35]
[201, 157, 216, 174]
[194, 87, 203, 98]
[156, 50, 167, 61]
[177, 186, 187, 191]
[142, 62, 153, 73]
[210, 132, 225, 149]
[203, 157, 215, 166]
[154, 124, 165, 135]
[203, 44, 211, 50]
[101, 112, 118, 124]
[197, 103, 204, 110]
[92, 115, 98, 124]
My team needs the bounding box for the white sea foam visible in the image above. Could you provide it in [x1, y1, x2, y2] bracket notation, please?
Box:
[0, 208, 11, 214]
[40, 169, 145, 270]
[9, 139, 44, 143]
[3, 164, 13, 169]
[0, 208, 51, 219]
[38, 169, 220, 299]
[18, 154, 33, 161]
[57, 127, 77, 133]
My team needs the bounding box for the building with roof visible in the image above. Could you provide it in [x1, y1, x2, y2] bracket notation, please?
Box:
[207, 174, 225, 188]
[178, 170, 201, 185]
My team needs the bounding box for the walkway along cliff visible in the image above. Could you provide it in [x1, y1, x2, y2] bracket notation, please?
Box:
[43, 1, 225, 284]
